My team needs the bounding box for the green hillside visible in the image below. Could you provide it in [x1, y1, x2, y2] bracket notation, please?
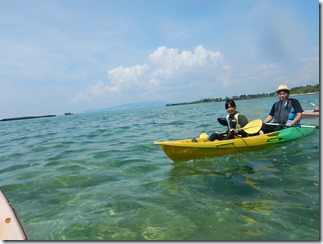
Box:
[166, 84, 319, 106]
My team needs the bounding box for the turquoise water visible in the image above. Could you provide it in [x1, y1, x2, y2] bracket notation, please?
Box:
[0, 94, 319, 240]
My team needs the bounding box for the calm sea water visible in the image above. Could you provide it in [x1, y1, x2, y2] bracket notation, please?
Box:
[0, 94, 320, 240]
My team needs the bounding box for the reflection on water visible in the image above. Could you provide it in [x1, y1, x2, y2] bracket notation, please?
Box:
[163, 129, 319, 240]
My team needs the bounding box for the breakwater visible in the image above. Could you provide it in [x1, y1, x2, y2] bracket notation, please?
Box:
[0, 115, 56, 121]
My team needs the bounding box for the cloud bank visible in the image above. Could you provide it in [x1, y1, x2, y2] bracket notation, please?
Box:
[73, 45, 230, 104]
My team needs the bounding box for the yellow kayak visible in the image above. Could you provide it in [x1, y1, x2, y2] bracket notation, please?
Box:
[154, 126, 317, 162]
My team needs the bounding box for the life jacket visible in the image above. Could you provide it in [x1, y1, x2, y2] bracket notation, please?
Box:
[273, 98, 299, 124]
[226, 112, 241, 129]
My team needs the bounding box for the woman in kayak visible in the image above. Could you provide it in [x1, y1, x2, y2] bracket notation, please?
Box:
[193, 99, 249, 141]
[260, 84, 303, 134]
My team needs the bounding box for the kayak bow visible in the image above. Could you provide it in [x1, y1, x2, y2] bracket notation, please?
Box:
[0, 189, 27, 240]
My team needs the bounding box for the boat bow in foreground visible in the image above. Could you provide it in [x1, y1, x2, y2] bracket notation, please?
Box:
[0, 189, 27, 240]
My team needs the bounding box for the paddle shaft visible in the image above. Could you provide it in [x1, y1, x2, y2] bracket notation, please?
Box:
[265, 122, 319, 129]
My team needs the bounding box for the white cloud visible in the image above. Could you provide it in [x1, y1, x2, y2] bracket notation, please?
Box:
[73, 45, 229, 103]
[149, 45, 223, 83]
[108, 64, 149, 90]
[72, 64, 149, 102]
[72, 80, 106, 102]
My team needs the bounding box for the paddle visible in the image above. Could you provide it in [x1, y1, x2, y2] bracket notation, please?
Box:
[217, 118, 262, 134]
[310, 102, 319, 112]
[195, 119, 262, 141]
[238, 119, 263, 134]
[265, 122, 319, 129]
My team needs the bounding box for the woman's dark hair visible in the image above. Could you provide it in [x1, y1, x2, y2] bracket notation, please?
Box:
[225, 99, 236, 109]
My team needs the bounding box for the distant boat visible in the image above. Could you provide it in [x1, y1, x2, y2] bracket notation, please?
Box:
[302, 110, 319, 119]
[64, 112, 73, 115]
[302, 103, 320, 118]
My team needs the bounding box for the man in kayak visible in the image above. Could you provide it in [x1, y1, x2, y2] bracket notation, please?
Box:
[192, 99, 249, 141]
[260, 84, 303, 134]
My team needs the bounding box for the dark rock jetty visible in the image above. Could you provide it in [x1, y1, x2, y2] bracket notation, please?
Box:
[0, 115, 56, 121]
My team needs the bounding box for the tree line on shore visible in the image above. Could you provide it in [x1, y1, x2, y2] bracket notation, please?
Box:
[166, 84, 319, 106]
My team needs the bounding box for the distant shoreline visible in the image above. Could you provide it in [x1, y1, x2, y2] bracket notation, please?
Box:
[166, 92, 319, 107]
[0, 115, 56, 122]
[290, 92, 319, 96]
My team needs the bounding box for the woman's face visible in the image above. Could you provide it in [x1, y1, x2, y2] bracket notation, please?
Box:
[226, 104, 236, 115]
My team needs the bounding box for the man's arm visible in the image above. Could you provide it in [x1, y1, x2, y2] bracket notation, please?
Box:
[286, 112, 302, 126]
[263, 103, 275, 123]
[263, 115, 273, 123]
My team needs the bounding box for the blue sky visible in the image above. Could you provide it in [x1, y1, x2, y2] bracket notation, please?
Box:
[0, 0, 319, 118]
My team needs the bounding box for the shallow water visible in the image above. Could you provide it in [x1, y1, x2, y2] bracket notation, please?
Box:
[0, 94, 319, 240]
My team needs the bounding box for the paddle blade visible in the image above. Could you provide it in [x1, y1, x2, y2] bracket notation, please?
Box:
[241, 119, 263, 134]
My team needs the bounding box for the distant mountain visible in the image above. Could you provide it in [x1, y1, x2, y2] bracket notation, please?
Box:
[83, 101, 167, 114]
